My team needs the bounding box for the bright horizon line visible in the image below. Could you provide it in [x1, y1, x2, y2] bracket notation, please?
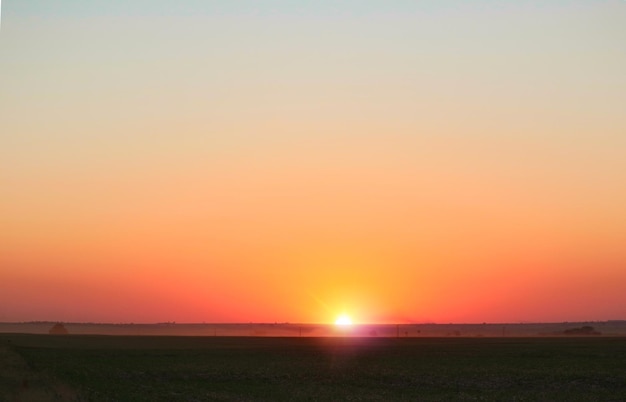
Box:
[5, 320, 624, 325]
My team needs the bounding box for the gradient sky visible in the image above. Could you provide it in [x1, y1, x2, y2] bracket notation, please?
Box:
[1, 0, 625, 324]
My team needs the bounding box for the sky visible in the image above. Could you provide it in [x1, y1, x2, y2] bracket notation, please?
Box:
[1, 0, 625, 324]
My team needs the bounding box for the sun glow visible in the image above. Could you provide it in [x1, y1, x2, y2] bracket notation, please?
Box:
[335, 314, 353, 326]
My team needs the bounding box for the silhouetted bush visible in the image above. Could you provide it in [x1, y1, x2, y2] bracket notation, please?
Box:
[563, 326, 601, 335]
[49, 323, 68, 335]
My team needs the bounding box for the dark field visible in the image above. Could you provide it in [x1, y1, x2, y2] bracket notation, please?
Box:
[2, 335, 626, 401]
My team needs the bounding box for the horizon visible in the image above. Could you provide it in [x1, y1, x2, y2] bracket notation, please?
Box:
[1, 1, 625, 325]
[3, 319, 626, 326]
[5, 320, 626, 338]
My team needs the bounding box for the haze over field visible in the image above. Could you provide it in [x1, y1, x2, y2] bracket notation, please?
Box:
[1, 1, 625, 325]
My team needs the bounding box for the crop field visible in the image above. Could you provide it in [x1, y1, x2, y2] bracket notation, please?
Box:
[2, 334, 626, 401]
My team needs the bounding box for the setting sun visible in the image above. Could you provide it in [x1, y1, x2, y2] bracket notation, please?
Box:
[335, 314, 353, 326]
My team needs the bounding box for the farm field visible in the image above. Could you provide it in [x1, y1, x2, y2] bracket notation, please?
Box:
[2, 334, 626, 401]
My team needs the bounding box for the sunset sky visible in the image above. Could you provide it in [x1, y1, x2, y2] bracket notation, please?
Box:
[1, 1, 625, 324]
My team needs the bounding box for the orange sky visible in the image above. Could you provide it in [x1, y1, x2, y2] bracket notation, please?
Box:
[1, 1, 625, 324]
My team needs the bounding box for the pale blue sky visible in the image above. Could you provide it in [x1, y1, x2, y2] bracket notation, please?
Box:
[2, 0, 624, 174]
[6, 1, 588, 17]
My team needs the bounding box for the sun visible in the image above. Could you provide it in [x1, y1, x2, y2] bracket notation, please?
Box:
[335, 314, 353, 326]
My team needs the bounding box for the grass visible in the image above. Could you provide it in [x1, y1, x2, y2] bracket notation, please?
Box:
[2, 334, 626, 401]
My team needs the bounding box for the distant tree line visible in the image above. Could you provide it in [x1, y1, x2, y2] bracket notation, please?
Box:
[563, 326, 601, 335]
